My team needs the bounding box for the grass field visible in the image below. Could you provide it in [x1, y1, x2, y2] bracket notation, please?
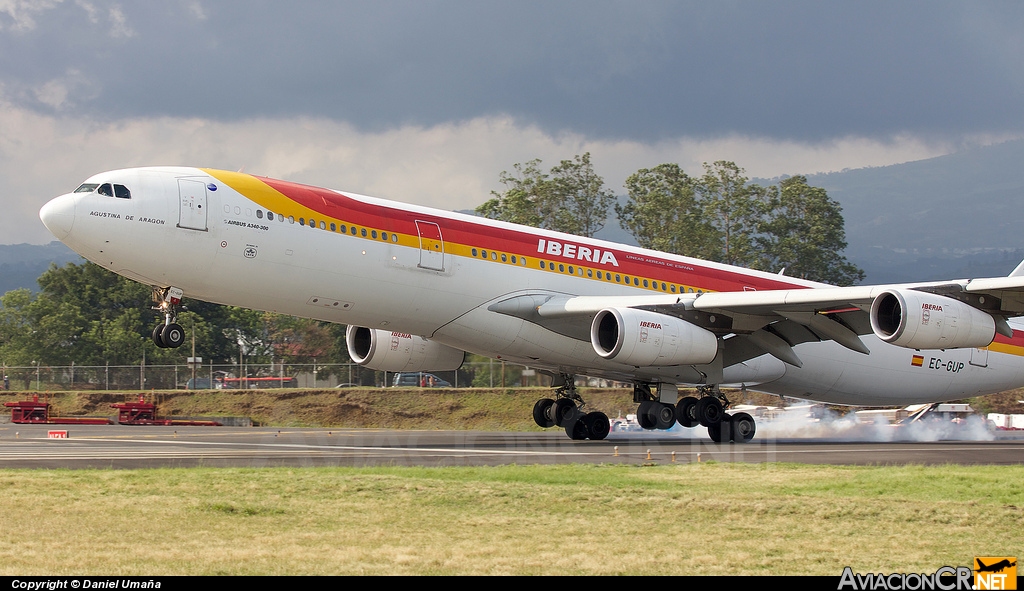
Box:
[1, 463, 1021, 575]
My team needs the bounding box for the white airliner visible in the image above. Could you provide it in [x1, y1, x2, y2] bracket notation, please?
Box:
[38, 167, 1024, 441]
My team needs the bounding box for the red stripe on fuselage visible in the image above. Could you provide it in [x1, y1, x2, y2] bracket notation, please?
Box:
[255, 176, 810, 293]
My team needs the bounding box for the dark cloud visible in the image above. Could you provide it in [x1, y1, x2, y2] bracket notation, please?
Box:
[2, 0, 1023, 141]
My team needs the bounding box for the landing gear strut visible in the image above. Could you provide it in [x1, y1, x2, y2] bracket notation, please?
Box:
[532, 374, 610, 441]
[151, 287, 185, 349]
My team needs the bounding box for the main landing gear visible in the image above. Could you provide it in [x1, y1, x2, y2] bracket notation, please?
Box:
[151, 286, 186, 349]
[532, 374, 610, 441]
[674, 384, 756, 443]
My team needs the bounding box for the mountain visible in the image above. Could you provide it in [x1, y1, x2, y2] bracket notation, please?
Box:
[0, 242, 83, 294]
[803, 139, 1024, 283]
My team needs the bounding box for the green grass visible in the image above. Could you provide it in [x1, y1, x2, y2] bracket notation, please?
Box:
[0, 463, 1020, 575]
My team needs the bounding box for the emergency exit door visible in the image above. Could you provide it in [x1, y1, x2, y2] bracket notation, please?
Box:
[415, 220, 445, 271]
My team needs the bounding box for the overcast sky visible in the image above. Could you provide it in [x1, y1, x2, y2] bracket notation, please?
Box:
[4, 0, 1024, 244]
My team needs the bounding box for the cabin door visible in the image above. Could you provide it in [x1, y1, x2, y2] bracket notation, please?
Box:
[177, 179, 208, 231]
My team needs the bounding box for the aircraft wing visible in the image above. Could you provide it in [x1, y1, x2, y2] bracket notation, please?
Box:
[521, 274, 1024, 367]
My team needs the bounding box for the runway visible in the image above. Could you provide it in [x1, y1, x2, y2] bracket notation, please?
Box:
[1, 423, 1023, 468]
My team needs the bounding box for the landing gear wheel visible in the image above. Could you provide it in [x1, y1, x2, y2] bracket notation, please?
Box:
[697, 396, 724, 427]
[707, 422, 724, 443]
[160, 323, 185, 348]
[552, 398, 579, 427]
[565, 416, 589, 440]
[152, 325, 167, 348]
[653, 402, 676, 430]
[636, 400, 657, 430]
[730, 412, 756, 443]
[583, 412, 610, 441]
[533, 398, 556, 428]
[676, 396, 699, 428]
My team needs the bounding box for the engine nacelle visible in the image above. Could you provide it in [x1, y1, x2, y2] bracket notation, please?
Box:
[591, 308, 719, 366]
[345, 326, 465, 372]
[869, 289, 996, 350]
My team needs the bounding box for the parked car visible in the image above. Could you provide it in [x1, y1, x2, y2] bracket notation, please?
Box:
[392, 372, 451, 388]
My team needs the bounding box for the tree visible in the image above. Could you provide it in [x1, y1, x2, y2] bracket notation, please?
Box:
[756, 176, 865, 286]
[475, 159, 548, 228]
[546, 153, 616, 237]
[477, 153, 615, 238]
[616, 162, 864, 285]
[694, 161, 771, 268]
[618, 163, 718, 259]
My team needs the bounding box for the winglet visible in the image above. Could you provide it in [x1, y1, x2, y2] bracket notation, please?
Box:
[1009, 258, 1024, 277]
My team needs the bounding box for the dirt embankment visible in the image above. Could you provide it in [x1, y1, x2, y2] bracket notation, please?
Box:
[1, 387, 1018, 428]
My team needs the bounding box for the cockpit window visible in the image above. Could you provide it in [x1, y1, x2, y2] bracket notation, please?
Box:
[74, 183, 99, 193]
[95, 183, 131, 199]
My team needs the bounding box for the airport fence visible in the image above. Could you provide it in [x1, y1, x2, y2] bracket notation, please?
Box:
[0, 361, 620, 391]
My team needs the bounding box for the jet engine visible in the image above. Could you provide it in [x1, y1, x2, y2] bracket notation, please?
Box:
[869, 289, 996, 349]
[345, 326, 465, 372]
[591, 307, 719, 366]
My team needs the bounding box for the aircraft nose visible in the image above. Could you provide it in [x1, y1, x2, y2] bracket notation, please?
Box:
[39, 194, 77, 241]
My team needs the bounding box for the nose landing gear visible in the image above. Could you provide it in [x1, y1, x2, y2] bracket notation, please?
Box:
[151, 286, 186, 349]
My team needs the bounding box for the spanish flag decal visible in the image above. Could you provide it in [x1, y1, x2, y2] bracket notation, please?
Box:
[911, 355, 924, 367]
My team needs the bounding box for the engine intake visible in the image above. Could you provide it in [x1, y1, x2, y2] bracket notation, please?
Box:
[591, 308, 719, 366]
[869, 289, 995, 350]
[345, 326, 465, 372]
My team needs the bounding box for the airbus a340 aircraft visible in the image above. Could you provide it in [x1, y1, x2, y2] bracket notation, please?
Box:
[38, 167, 1024, 442]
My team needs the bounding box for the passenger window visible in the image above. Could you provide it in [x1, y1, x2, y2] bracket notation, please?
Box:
[558, 264, 565, 273]
[501, 253, 507, 262]
[381, 232, 388, 241]
[288, 216, 295, 224]
[391, 234, 398, 243]
[320, 221, 326, 230]
[511, 255, 517, 264]
[472, 248, 478, 257]
[490, 252, 497, 260]
[633, 278, 639, 286]
[257, 210, 263, 219]
[113, 184, 131, 199]
[643, 279, 649, 288]
[481, 250, 488, 259]
[371, 230, 378, 239]
[98, 183, 113, 197]
[540, 261, 546, 269]
[568, 265, 574, 274]
[330, 222, 336, 231]
[361, 228, 367, 237]
[299, 218, 305, 226]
